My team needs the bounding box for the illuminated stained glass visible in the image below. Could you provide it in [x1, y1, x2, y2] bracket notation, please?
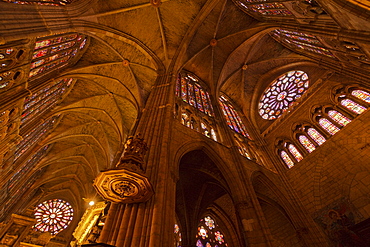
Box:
[2, 0, 75, 6]
[237, 1, 292, 16]
[328, 110, 351, 126]
[205, 216, 215, 229]
[280, 150, 294, 168]
[14, 117, 57, 161]
[34, 199, 73, 235]
[8, 145, 50, 191]
[287, 144, 303, 162]
[21, 78, 72, 125]
[307, 128, 326, 145]
[340, 99, 366, 114]
[196, 240, 204, 247]
[29, 33, 87, 78]
[176, 72, 213, 117]
[198, 226, 208, 239]
[319, 118, 340, 135]
[196, 216, 228, 247]
[210, 128, 217, 141]
[174, 224, 182, 247]
[271, 29, 335, 58]
[299, 135, 316, 153]
[214, 231, 225, 244]
[351, 90, 370, 103]
[219, 95, 250, 138]
[259, 70, 309, 120]
[1, 168, 45, 222]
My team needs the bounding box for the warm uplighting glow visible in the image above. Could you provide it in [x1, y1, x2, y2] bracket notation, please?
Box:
[89, 201, 95, 206]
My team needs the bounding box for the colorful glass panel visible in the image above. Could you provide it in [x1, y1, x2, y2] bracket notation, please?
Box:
[174, 224, 182, 247]
[2, 0, 75, 5]
[259, 70, 309, 120]
[21, 78, 72, 125]
[238, 1, 292, 16]
[271, 29, 335, 58]
[280, 150, 294, 168]
[196, 216, 228, 247]
[34, 199, 73, 235]
[29, 34, 86, 78]
[319, 118, 340, 135]
[288, 144, 303, 162]
[205, 216, 215, 229]
[219, 95, 250, 138]
[177, 72, 214, 117]
[341, 99, 366, 114]
[14, 117, 57, 161]
[351, 90, 370, 103]
[307, 128, 326, 145]
[298, 135, 316, 153]
[328, 110, 351, 126]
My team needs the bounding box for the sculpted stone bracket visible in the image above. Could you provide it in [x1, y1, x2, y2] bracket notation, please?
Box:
[94, 169, 154, 204]
[94, 135, 153, 204]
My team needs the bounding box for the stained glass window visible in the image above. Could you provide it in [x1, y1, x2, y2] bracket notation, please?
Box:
[21, 78, 72, 125]
[340, 99, 366, 114]
[2, 0, 75, 5]
[14, 117, 57, 162]
[259, 70, 309, 120]
[9, 145, 50, 191]
[298, 135, 316, 153]
[219, 95, 250, 138]
[174, 224, 182, 247]
[351, 90, 370, 103]
[307, 128, 326, 145]
[196, 216, 228, 247]
[176, 72, 213, 117]
[34, 199, 73, 235]
[318, 118, 340, 135]
[327, 110, 351, 126]
[287, 144, 303, 162]
[29, 34, 86, 79]
[271, 29, 335, 58]
[237, 1, 292, 16]
[1, 146, 49, 221]
[280, 150, 294, 168]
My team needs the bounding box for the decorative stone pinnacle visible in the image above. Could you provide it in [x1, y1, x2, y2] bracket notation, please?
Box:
[117, 134, 148, 172]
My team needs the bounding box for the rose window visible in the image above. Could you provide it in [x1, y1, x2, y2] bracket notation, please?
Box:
[34, 199, 73, 235]
[259, 70, 309, 120]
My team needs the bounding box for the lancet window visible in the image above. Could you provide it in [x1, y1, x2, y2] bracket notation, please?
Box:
[174, 223, 182, 247]
[21, 78, 73, 125]
[196, 216, 228, 247]
[2, 0, 75, 6]
[259, 70, 310, 120]
[176, 71, 218, 141]
[29, 33, 87, 79]
[219, 95, 250, 138]
[271, 29, 335, 58]
[235, 0, 325, 20]
[14, 116, 58, 162]
[176, 72, 213, 116]
[34, 199, 74, 235]
[276, 140, 303, 168]
[0, 145, 49, 221]
[236, 0, 293, 16]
